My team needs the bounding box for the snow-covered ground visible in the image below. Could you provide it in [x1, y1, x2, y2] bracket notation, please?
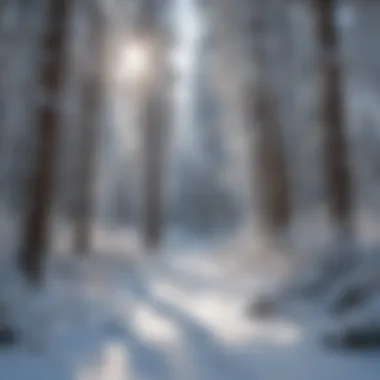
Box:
[1, 235, 380, 380]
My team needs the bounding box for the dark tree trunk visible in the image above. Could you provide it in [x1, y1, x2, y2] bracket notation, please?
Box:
[19, 0, 70, 284]
[254, 86, 291, 233]
[249, 3, 291, 235]
[73, 8, 104, 255]
[313, 0, 352, 233]
[142, 88, 165, 250]
[137, 0, 168, 251]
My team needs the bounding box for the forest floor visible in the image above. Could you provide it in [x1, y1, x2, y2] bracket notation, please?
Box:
[0, 231, 380, 380]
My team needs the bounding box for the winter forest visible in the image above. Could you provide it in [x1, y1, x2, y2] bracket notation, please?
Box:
[0, 0, 380, 378]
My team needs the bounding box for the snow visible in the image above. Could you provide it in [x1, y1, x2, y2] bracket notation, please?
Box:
[0, 236, 379, 380]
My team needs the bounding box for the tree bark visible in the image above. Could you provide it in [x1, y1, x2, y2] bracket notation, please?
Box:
[313, 0, 352, 234]
[19, 0, 70, 284]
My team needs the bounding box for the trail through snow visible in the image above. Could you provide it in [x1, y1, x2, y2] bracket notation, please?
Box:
[0, 246, 379, 380]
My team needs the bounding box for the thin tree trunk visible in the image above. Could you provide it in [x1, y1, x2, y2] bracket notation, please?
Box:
[73, 8, 104, 255]
[19, 0, 70, 284]
[137, 0, 167, 251]
[142, 88, 165, 249]
[249, 3, 291, 235]
[313, 0, 352, 234]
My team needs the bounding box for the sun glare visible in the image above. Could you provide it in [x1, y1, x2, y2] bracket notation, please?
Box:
[117, 41, 152, 82]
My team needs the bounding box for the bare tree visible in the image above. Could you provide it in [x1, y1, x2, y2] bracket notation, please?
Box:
[142, 88, 166, 250]
[19, 0, 70, 284]
[248, 1, 291, 236]
[73, 6, 104, 255]
[313, 0, 352, 235]
[137, 0, 168, 251]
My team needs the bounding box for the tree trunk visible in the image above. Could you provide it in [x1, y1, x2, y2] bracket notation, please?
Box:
[249, 3, 291, 235]
[19, 0, 70, 284]
[73, 7, 104, 255]
[137, 0, 168, 251]
[142, 88, 165, 250]
[313, 0, 352, 234]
